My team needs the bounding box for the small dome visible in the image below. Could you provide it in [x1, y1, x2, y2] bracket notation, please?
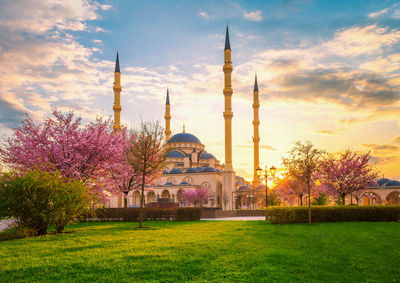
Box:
[202, 166, 216, 172]
[384, 180, 400, 187]
[165, 182, 174, 186]
[162, 169, 168, 174]
[169, 168, 182, 174]
[200, 152, 215, 160]
[238, 185, 249, 191]
[216, 169, 221, 172]
[186, 168, 199, 173]
[167, 133, 202, 144]
[166, 150, 185, 158]
[377, 178, 390, 186]
[180, 181, 189, 185]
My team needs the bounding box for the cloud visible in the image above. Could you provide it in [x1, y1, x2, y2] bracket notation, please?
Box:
[393, 136, 400, 143]
[313, 130, 335, 135]
[0, 0, 104, 34]
[260, 145, 277, 151]
[199, 11, 210, 18]
[368, 8, 389, 18]
[368, 3, 400, 19]
[320, 25, 400, 57]
[238, 144, 276, 151]
[362, 143, 400, 153]
[243, 10, 263, 22]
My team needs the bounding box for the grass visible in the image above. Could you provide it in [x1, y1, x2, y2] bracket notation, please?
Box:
[0, 221, 399, 282]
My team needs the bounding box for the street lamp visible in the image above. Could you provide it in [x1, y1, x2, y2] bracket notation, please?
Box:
[256, 165, 277, 208]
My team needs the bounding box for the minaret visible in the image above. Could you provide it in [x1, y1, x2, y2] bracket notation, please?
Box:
[223, 26, 233, 172]
[165, 88, 171, 140]
[113, 52, 122, 131]
[252, 74, 261, 186]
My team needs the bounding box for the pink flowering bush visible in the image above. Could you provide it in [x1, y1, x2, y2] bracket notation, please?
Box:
[181, 188, 209, 207]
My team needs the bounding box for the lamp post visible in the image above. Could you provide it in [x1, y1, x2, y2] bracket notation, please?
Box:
[257, 165, 277, 208]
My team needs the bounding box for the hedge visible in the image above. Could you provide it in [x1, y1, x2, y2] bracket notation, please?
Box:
[266, 205, 400, 224]
[81, 207, 202, 221]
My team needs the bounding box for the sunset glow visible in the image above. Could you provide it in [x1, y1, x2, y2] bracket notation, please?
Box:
[0, 0, 399, 181]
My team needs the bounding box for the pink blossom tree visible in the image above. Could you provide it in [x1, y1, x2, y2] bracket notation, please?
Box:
[0, 108, 125, 201]
[100, 131, 142, 208]
[318, 150, 379, 205]
[181, 188, 209, 207]
[274, 176, 308, 206]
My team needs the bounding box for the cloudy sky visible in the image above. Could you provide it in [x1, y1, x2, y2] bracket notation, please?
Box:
[0, 0, 399, 180]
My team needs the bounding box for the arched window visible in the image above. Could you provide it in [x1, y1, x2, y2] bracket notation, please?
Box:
[167, 177, 176, 184]
[201, 182, 211, 189]
[183, 176, 192, 184]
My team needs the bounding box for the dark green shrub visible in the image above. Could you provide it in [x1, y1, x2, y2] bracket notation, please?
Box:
[84, 207, 202, 221]
[266, 206, 400, 224]
[0, 169, 93, 235]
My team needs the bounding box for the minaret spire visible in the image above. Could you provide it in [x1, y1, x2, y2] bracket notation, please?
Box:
[113, 51, 122, 131]
[164, 88, 171, 140]
[223, 25, 233, 172]
[252, 73, 261, 186]
[115, 51, 120, 73]
[224, 26, 231, 50]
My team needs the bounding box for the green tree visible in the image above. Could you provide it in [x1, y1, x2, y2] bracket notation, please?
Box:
[126, 121, 167, 228]
[282, 141, 325, 224]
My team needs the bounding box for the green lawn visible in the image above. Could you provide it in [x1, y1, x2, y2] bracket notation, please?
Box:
[1, 221, 399, 282]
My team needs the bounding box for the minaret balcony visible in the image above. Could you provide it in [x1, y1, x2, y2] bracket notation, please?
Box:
[223, 65, 233, 72]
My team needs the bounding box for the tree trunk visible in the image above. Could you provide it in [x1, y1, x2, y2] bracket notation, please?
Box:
[139, 174, 146, 228]
[299, 195, 303, 206]
[308, 180, 311, 225]
[341, 194, 346, 206]
[124, 195, 128, 208]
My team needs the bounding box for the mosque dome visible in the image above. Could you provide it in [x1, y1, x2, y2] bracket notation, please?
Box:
[238, 185, 249, 191]
[169, 168, 183, 174]
[377, 178, 390, 186]
[186, 168, 199, 173]
[166, 150, 185, 158]
[202, 166, 216, 172]
[167, 133, 201, 144]
[162, 169, 168, 174]
[383, 180, 400, 187]
[200, 152, 216, 160]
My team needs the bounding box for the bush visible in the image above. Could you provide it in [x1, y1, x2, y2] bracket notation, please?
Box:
[0, 168, 94, 236]
[266, 206, 400, 224]
[83, 207, 202, 221]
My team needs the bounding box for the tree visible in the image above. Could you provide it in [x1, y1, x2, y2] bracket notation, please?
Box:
[274, 175, 308, 206]
[101, 131, 141, 208]
[126, 121, 167, 228]
[0, 168, 95, 236]
[282, 141, 324, 224]
[318, 150, 379, 205]
[181, 188, 209, 207]
[0, 108, 125, 201]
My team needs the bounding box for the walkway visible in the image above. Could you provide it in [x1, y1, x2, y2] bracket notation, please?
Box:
[201, 216, 266, 221]
[0, 218, 16, 232]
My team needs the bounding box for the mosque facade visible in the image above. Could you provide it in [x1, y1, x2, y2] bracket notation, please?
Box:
[108, 27, 266, 209]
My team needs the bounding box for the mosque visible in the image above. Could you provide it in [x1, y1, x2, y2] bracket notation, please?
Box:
[108, 27, 266, 209]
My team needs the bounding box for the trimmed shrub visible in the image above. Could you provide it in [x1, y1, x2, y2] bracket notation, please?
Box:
[83, 207, 202, 221]
[0, 169, 94, 235]
[266, 206, 400, 224]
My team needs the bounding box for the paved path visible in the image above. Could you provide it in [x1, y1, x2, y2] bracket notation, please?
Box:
[201, 216, 266, 221]
[0, 218, 16, 232]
